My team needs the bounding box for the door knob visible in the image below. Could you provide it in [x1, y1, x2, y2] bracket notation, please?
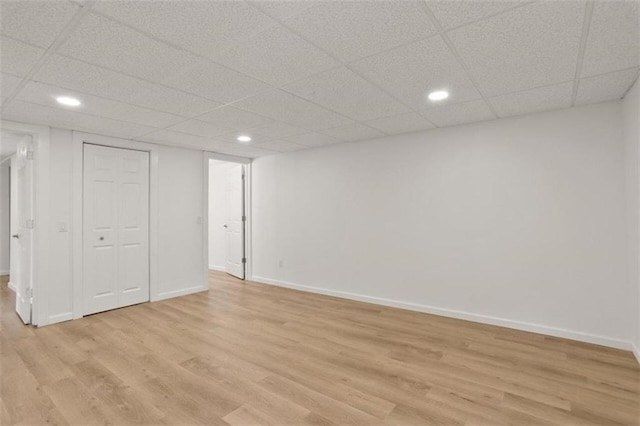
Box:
[12, 234, 19, 239]
[99, 236, 104, 241]
[223, 225, 228, 228]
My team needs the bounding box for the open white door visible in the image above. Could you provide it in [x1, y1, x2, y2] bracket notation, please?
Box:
[224, 163, 245, 279]
[83, 144, 150, 315]
[14, 138, 34, 324]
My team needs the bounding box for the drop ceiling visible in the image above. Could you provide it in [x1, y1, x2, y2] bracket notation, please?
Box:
[1, 0, 638, 158]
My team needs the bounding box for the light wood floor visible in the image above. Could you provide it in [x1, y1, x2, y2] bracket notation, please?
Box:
[1, 272, 639, 425]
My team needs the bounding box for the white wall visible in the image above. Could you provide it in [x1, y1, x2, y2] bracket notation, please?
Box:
[0, 165, 9, 275]
[44, 128, 206, 323]
[623, 78, 640, 358]
[209, 160, 229, 271]
[48, 128, 74, 321]
[252, 101, 632, 349]
[157, 144, 205, 299]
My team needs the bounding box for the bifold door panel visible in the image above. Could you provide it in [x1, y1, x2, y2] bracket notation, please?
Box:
[83, 144, 150, 315]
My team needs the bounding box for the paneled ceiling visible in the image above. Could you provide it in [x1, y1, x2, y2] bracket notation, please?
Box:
[1, 0, 638, 158]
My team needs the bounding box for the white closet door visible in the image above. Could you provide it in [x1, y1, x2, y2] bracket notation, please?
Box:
[225, 163, 245, 279]
[83, 144, 149, 315]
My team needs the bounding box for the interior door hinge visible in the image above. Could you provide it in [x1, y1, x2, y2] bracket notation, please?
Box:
[242, 215, 246, 222]
[26, 219, 34, 229]
[26, 150, 34, 160]
[242, 257, 246, 264]
[26, 287, 33, 298]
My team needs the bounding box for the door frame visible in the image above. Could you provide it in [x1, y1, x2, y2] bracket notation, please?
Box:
[203, 152, 252, 283]
[72, 132, 158, 319]
[1, 120, 50, 326]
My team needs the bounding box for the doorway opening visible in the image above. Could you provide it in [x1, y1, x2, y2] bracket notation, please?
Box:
[207, 158, 247, 280]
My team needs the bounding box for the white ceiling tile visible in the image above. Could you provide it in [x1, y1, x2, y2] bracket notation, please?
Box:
[198, 106, 273, 130]
[137, 129, 209, 149]
[34, 54, 150, 103]
[581, 1, 639, 77]
[352, 35, 481, 113]
[34, 55, 220, 117]
[322, 123, 385, 142]
[0, 1, 79, 48]
[254, 139, 306, 152]
[233, 89, 353, 130]
[365, 112, 435, 135]
[448, 1, 585, 96]
[427, 1, 525, 30]
[131, 85, 221, 118]
[247, 121, 308, 139]
[488, 82, 574, 118]
[576, 68, 640, 106]
[93, 0, 278, 60]
[215, 24, 338, 86]
[1, 37, 45, 77]
[58, 12, 198, 84]
[1, 73, 23, 98]
[422, 99, 495, 127]
[167, 119, 234, 138]
[15, 81, 185, 128]
[249, 1, 319, 20]
[283, 67, 409, 121]
[283, 1, 437, 62]
[3, 99, 157, 139]
[283, 132, 341, 147]
[215, 143, 278, 158]
[163, 58, 270, 104]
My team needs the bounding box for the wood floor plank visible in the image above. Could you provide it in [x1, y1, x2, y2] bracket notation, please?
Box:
[1, 272, 639, 425]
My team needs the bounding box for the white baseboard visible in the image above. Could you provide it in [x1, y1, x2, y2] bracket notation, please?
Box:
[0, 270, 9, 276]
[633, 343, 640, 364]
[252, 275, 633, 352]
[208, 264, 226, 272]
[7, 281, 16, 292]
[49, 312, 73, 325]
[156, 285, 207, 301]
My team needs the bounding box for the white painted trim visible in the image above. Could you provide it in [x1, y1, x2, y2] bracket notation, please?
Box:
[157, 285, 207, 301]
[202, 153, 210, 291]
[1, 120, 50, 326]
[8, 281, 16, 292]
[206, 152, 252, 164]
[72, 132, 160, 318]
[49, 312, 73, 325]
[208, 265, 226, 272]
[252, 275, 634, 352]
[203, 152, 253, 282]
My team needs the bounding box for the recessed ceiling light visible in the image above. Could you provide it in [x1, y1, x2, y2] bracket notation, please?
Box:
[428, 90, 449, 101]
[56, 96, 81, 106]
[237, 135, 251, 142]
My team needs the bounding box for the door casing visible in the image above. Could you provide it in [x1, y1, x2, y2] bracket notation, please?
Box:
[72, 133, 160, 319]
